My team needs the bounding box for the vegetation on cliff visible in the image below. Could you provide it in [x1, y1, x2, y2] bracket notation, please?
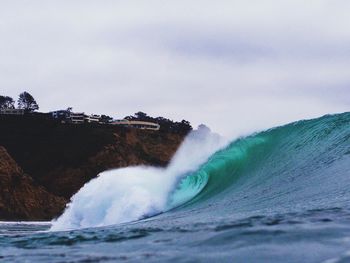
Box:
[0, 91, 38, 112]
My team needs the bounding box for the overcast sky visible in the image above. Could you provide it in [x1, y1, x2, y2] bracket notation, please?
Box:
[0, 1, 349, 136]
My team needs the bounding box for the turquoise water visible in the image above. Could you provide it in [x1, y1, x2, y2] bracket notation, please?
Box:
[1, 112, 350, 262]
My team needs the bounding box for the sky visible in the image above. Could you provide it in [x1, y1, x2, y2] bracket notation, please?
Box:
[0, 0, 349, 136]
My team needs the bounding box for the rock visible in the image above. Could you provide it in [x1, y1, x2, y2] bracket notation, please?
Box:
[0, 146, 66, 221]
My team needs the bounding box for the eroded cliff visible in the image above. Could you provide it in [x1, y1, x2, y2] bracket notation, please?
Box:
[0, 116, 186, 220]
[0, 146, 66, 220]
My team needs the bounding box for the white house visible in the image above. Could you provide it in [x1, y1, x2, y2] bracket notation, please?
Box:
[111, 120, 160, 131]
[86, 114, 101, 123]
[70, 112, 85, 124]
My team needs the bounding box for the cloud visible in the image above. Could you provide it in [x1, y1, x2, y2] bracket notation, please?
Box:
[0, 0, 349, 136]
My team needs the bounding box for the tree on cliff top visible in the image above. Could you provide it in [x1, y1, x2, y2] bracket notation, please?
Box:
[0, 96, 15, 109]
[17, 92, 39, 112]
[125, 111, 151, 121]
[100, 114, 113, 124]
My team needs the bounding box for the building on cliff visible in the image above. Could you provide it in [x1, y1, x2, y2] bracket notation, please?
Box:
[111, 120, 160, 131]
[86, 114, 101, 123]
[50, 111, 161, 130]
[70, 112, 86, 124]
[0, 109, 25, 115]
[51, 110, 70, 121]
[52, 110, 103, 124]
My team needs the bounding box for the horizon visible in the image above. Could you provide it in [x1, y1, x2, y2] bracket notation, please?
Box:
[1, 1, 349, 137]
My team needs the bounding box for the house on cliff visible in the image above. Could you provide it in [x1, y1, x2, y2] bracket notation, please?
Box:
[86, 114, 101, 123]
[111, 120, 160, 131]
[0, 109, 25, 115]
[51, 111, 93, 124]
[70, 112, 85, 124]
[51, 110, 70, 121]
[49, 110, 161, 130]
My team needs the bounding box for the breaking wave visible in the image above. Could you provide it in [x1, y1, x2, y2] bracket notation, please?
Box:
[50, 127, 227, 230]
[51, 112, 350, 232]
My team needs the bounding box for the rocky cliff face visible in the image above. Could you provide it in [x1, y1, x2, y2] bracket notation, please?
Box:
[0, 146, 66, 220]
[42, 129, 184, 199]
[0, 116, 186, 220]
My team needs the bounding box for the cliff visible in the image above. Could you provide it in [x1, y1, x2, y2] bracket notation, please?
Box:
[0, 115, 186, 220]
[0, 146, 66, 220]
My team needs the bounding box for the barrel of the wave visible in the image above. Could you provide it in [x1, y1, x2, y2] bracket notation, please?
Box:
[166, 169, 210, 209]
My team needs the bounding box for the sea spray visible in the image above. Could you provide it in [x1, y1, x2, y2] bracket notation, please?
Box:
[50, 126, 228, 231]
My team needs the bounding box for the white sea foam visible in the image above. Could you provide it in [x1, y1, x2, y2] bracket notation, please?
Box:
[50, 127, 228, 231]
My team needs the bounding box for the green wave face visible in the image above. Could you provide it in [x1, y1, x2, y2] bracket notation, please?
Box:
[168, 112, 350, 214]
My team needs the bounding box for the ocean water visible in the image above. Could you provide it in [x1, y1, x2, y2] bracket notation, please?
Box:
[1, 112, 350, 262]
